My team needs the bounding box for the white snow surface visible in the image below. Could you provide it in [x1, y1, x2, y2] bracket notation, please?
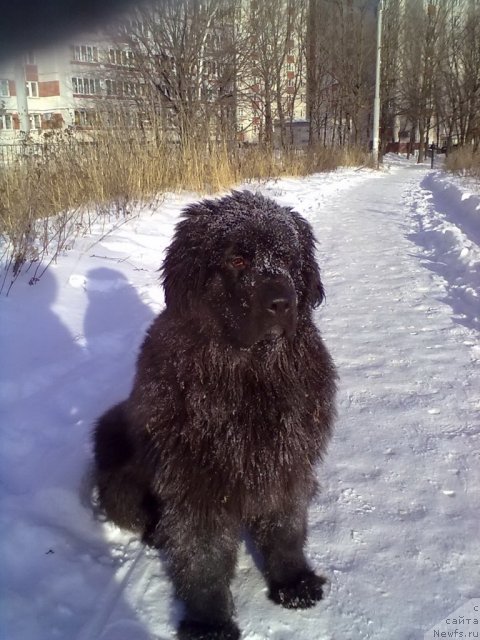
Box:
[1, 156, 479, 640]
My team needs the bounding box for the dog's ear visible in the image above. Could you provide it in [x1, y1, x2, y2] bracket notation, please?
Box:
[161, 204, 211, 313]
[292, 212, 325, 309]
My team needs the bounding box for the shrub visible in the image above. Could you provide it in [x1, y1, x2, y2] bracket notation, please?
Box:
[444, 146, 480, 180]
[0, 130, 370, 293]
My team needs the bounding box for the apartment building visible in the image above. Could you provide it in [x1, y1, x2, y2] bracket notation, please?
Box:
[0, 29, 144, 142]
[0, 48, 70, 137]
[0, 10, 308, 148]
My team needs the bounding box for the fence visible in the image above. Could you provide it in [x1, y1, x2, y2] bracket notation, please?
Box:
[0, 140, 100, 166]
[0, 142, 45, 165]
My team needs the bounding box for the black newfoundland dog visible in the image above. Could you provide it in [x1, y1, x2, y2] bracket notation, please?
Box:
[93, 190, 337, 640]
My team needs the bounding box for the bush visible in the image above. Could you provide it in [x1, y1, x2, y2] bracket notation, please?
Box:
[444, 146, 480, 179]
[0, 131, 371, 293]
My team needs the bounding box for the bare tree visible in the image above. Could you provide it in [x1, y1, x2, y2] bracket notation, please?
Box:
[440, 0, 480, 150]
[307, 0, 375, 148]
[77, 0, 479, 159]
[242, 0, 302, 148]
[394, 0, 476, 160]
[113, 0, 238, 149]
[379, 0, 402, 151]
[307, 0, 334, 145]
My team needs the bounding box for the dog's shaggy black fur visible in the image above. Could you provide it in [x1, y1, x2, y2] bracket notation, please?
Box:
[93, 191, 337, 640]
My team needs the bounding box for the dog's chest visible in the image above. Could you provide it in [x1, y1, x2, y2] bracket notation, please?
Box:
[186, 362, 301, 428]
[185, 368, 311, 473]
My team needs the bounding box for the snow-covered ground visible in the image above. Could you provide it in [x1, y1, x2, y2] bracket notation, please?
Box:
[1, 156, 479, 640]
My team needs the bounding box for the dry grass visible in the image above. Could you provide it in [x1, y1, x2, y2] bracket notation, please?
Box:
[0, 131, 371, 292]
[444, 146, 480, 179]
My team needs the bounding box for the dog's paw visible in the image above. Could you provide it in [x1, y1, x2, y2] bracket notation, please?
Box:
[269, 570, 327, 609]
[178, 619, 240, 640]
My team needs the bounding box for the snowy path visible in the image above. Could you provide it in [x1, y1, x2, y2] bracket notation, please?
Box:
[1, 159, 479, 640]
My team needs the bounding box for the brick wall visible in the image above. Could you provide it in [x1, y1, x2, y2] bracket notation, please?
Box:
[25, 65, 38, 82]
[39, 80, 60, 97]
[43, 113, 64, 129]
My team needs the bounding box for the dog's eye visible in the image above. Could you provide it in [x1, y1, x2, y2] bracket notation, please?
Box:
[229, 256, 247, 269]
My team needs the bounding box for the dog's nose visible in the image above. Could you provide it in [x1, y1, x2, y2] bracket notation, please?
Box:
[268, 297, 291, 316]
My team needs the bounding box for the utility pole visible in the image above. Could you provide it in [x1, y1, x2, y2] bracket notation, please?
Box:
[372, 0, 383, 167]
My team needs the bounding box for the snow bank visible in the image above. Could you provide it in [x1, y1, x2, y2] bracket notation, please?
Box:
[405, 170, 480, 331]
[424, 171, 480, 243]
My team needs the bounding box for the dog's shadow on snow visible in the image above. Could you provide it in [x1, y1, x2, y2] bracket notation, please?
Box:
[2, 267, 162, 640]
[79, 268, 171, 639]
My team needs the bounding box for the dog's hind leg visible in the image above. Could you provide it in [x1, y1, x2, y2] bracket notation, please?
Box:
[93, 402, 161, 539]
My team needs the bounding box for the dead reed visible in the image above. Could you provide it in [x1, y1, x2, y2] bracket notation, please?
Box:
[444, 146, 480, 180]
[0, 130, 370, 292]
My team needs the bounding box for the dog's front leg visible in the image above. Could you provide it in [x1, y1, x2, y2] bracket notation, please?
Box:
[160, 513, 241, 640]
[249, 500, 326, 609]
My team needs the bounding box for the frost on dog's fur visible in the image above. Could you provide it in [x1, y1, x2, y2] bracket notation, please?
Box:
[93, 190, 337, 640]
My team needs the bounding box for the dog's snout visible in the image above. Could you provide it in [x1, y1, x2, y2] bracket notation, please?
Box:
[260, 277, 296, 319]
[268, 297, 291, 316]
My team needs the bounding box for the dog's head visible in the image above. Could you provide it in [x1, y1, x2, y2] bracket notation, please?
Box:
[161, 191, 324, 348]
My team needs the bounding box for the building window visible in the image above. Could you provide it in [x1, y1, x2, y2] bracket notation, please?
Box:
[72, 45, 99, 63]
[123, 81, 136, 96]
[287, 78, 294, 88]
[72, 77, 101, 95]
[108, 48, 135, 67]
[122, 19, 146, 37]
[105, 79, 118, 95]
[0, 114, 14, 130]
[74, 109, 96, 126]
[0, 79, 9, 96]
[205, 60, 218, 77]
[29, 113, 41, 129]
[104, 79, 142, 96]
[26, 81, 39, 97]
